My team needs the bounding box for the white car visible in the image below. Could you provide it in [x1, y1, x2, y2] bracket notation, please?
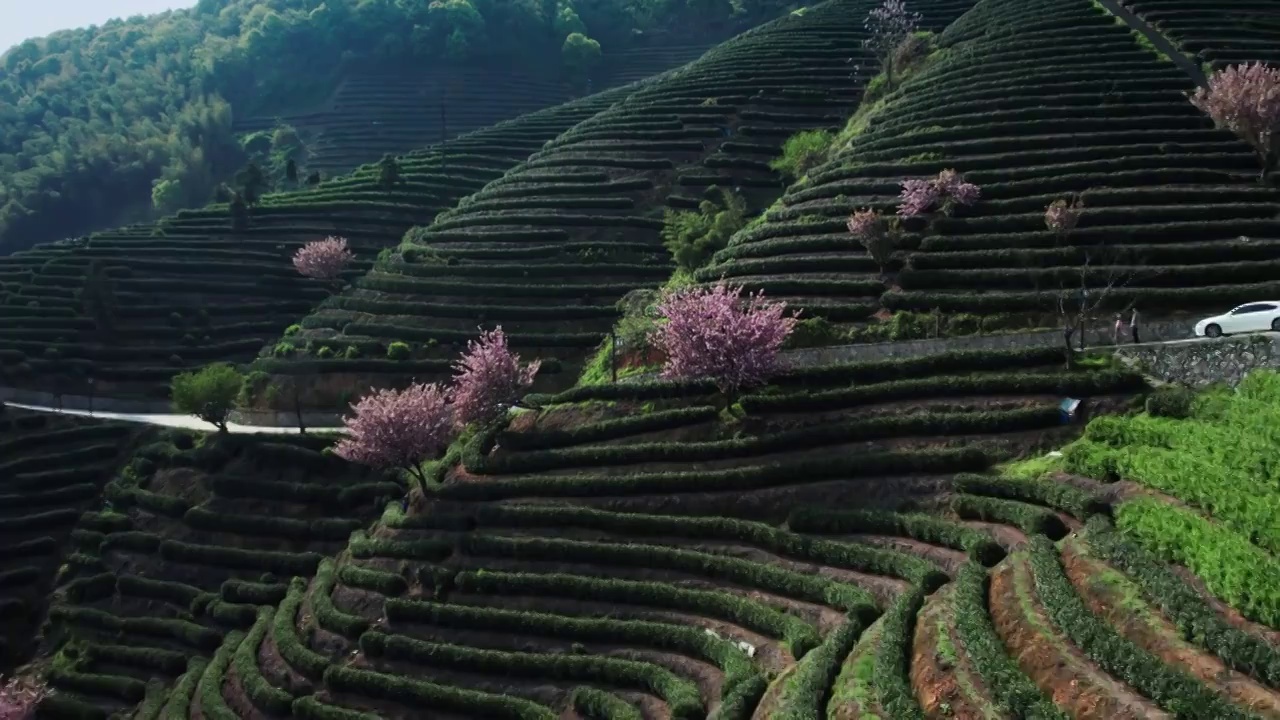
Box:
[1194, 302, 1280, 338]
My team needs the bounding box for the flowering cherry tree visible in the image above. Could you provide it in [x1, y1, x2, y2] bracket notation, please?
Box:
[451, 327, 542, 429]
[847, 209, 897, 272]
[0, 674, 48, 720]
[335, 382, 454, 491]
[864, 0, 922, 91]
[651, 282, 799, 405]
[292, 236, 354, 282]
[1044, 195, 1084, 243]
[898, 169, 981, 217]
[1189, 62, 1280, 179]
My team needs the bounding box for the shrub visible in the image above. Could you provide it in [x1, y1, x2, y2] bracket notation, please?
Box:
[1145, 385, 1196, 418]
[1027, 537, 1251, 719]
[770, 130, 834, 180]
[847, 209, 898, 271]
[661, 188, 748, 271]
[386, 342, 411, 360]
[170, 363, 244, 433]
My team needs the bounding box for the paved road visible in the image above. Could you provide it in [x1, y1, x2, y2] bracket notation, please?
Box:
[3, 332, 1258, 432]
[2, 402, 346, 435]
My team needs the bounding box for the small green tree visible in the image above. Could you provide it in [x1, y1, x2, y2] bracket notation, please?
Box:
[660, 188, 748, 271]
[378, 154, 402, 190]
[171, 363, 245, 433]
[562, 32, 602, 86]
[229, 192, 250, 232]
[236, 162, 267, 205]
[770, 130, 834, 180]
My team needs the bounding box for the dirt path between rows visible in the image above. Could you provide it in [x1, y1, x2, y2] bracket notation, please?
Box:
[1061, 537, 1280, 717]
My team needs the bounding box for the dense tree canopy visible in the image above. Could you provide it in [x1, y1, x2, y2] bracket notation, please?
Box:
[0, 0, 791, 255]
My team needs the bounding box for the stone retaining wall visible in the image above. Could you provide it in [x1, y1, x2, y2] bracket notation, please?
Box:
[1114, 333, 1280, 388]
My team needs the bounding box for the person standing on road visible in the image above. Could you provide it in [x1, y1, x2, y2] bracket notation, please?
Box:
[1113, 312, 1126, 345]
[1130, 307, 1141, 344]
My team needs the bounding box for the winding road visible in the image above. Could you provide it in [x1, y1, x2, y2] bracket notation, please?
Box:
[1, 401, 346, 435]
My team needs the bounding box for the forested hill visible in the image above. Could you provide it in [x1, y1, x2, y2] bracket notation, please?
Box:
[0, 0, 793, 257]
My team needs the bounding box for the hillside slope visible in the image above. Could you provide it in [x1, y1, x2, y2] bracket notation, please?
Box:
[0, 0, 786, 256]
[264, 0, 979, 412]
[0, 83, 643, 404]
[705, 0, 1280, 329]
[1122, 0, 1280, 69]
[231, 39, 732, 178]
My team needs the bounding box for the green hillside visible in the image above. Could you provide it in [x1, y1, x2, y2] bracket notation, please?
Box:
[0, 0, 790, 256]
[3, 0, 1280, 717]
[256, 0, 978, 411]
[707, 0, 1280, 330]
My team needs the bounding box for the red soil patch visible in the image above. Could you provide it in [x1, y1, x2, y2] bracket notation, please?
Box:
[911, 586, 1001, 719]
[1060, 538, 1280, 716]
[259, 630, 315, 695]
[988, 557, 1169, 720]
[223, 664, 270, 720]
[956, 519, 1029, 552]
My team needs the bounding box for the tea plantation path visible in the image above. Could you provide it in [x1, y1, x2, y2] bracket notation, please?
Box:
[1094, 0, 1208, 87]
[1, 330, 1243, 432]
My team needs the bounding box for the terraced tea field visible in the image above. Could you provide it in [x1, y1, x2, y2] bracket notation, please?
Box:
[273, 0, 978, 409]
[0, 409, 136, 673]
[233, 68, 575, 178]
[36, 432, 402, 718]
[233, 39, 728, 178]
[0, 84, 641, 402]
[707, 0, 1280, 324]
[7, 0, 1280, 717]
[31, 341, 1280, 719]
[1123, 0, 1280, 69]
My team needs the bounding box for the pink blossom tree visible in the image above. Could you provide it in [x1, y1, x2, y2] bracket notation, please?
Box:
[864, 0, 922, 91]
[1189, 62, 1280, 179]
[451, 327, 542, 429]
[847, 209, 898, 272]
[292, 236, 354, 286]
[334, 382, 454, 492]
[650, 282, 799, 405]
[0, 674, 48, 720]
[897, 169, 981, 217]
[1044, 195, 1084, 244]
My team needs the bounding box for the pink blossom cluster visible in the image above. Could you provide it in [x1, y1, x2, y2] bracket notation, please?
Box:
[864, 0, 921, 54]
[897, 169, 981, 217]
[0, 675, 48, 720]
[335, 327, 541, 483]
[292, 236, 354, 280]
[451, 327, 542, 428]
[846, 208, 888, 240]
[1044, 197, 1083, 235]
[334, 382, 454, 479]
[1189, 62, 1280, 165]
[651, 282, 799, 400]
